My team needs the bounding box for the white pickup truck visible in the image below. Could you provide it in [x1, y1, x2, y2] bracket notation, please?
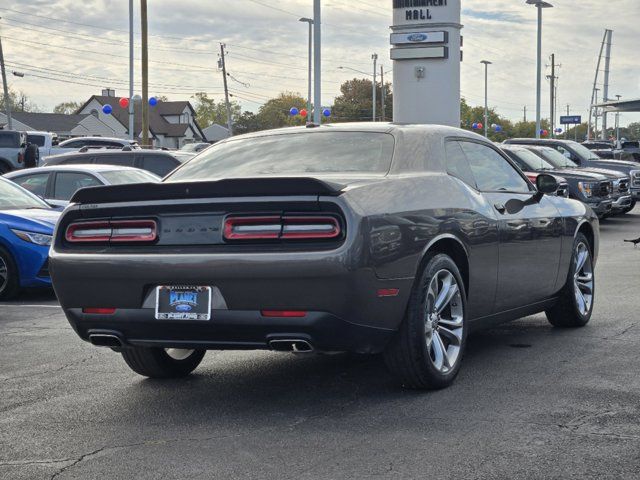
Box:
[29, 132, 140, 163]
[0, 130, 28, 173]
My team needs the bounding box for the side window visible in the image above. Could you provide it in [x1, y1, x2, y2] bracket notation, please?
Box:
[95, 155, 134, 167]
[444, 141, 476, 188]
[27, 135, 46, 147]
[503, 150, 527, 171]
[555, 145, 576, 161]
[141, 155, 179, 177]
[0, 132, 18, 148]
[63, 140, 82, 148]
[53, 173, 102, 200]
[13, 173, 51, 197]
[459, 142, 531, 193]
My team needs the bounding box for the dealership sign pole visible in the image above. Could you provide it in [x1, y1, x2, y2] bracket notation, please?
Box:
[391, 0, 462, 126]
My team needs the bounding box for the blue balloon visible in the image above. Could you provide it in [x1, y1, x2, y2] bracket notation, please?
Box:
[495, 125, 503, 132]
[472, 123, 478, 130]
[149, 97, 158, 107]
[289, 107, 299, 116]
[102, 104, 113, 115]
[322, 109, 331, 117]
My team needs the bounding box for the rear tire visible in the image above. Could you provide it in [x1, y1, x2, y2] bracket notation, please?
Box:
[0, 246, 20, 301]
[121, 347, 206, 378]
[546, 233, 594, 328]
[384, 254, 467, 390]
[24, 144, 39, 169]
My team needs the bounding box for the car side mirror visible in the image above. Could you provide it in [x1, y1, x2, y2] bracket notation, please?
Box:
[536, 173, 558, 195]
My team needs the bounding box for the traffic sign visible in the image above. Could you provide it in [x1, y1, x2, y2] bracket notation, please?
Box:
[560, 115, 582, 125]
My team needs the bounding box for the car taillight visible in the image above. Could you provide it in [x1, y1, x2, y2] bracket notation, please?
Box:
[82, 308, 116, 314]
[223, 215, 341, 241]
[66, 220, 157, 243]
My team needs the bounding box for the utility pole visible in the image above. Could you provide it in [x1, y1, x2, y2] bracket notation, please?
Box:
[548, 54, 556, 138]
[312, 0, 321, 124]
[372, 53, 378, 122]
[565, 104, 569, 139]
[0, 28, 12, 130]
[380, 65, 385, 122]
[594, 87, 600, 139]
[129, 0, 134, 141]
[218, 43, 233, 136]
[299, 18, 313, 125]
[140, 0, 149, 147]
[523, 105, 527, 123]
[219, 44, 233, 135]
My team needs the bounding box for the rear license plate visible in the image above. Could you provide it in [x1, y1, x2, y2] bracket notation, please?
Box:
[155, 286, 212, 321]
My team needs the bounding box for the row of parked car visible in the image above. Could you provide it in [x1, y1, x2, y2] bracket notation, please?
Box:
[1, 128, 640, 303]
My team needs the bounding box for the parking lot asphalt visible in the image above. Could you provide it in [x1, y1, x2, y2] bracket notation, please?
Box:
[1, 211, 640, 480]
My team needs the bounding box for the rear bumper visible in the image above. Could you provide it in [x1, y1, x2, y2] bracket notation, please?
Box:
[66, 308, 395, 354]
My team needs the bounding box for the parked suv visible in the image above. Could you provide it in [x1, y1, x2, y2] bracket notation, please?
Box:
[504, 138, 640, 207]
[501, 145, 614, 218]
[43, 149, 182, 177]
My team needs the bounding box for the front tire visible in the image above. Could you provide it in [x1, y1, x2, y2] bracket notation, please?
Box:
[384, 254, 467, 390]
[546, 233, 594, 328]
[121, 347, 206, 378]
[622, 199, 636, 214]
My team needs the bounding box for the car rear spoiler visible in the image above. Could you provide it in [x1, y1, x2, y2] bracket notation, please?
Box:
[69, 177, 345, 204]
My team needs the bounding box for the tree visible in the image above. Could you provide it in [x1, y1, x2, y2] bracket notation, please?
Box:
[332, 78, 392, 122]
[256, 92, 307, 130]
[53, 101, 82, 115]
[191, 92, 241, 127]
[234, 111, 261, 135]
[460, 98, 515, 141]
[0, 88, 39, 113]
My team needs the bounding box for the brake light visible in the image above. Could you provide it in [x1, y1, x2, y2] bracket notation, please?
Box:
[224, 215, 341, 241]
[66, 220, 157, 243]
[261, 310, 307, 317]
[82, 308, 116, 314]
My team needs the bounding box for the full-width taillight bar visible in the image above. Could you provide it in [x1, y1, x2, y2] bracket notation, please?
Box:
[66, 220, 157, 243]
[224, 215, 341, 241]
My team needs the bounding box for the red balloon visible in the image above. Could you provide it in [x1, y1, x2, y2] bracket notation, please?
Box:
[300, 109, 308, 118]
[542, 129, 549, 136]
[119, 97, 130, 109]
[477, 123, 483, 130]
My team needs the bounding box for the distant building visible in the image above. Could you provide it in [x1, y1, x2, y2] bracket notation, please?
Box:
[202, 124, 230, 143]
[0, 112, 115, 139]
[77, 93, 205, 149]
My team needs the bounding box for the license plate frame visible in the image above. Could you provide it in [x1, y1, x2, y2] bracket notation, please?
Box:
[155, 285, 212, 321]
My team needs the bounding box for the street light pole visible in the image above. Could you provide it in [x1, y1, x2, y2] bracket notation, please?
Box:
[481, 60, 491, 137]
[372, 53, 378, 122]
[312, 0, 321, 124]
[129, 0, 134, 141]
[299, 18, 313, 124]
[615, 94, 622, 143]
[526, 1, 553, 139]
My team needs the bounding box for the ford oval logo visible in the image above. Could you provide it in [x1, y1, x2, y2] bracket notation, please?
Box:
[408, 33, 427, 42]
[176, 304, 193, 312]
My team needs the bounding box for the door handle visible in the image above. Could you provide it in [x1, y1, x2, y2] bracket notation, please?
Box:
[494, 203, 506, 214]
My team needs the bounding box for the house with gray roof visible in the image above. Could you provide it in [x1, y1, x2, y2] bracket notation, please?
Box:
[77, 94, 205, 149]
[0, 112, 115, 138]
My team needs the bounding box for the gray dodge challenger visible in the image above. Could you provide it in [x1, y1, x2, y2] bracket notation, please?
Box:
[50, 124, 599, 389]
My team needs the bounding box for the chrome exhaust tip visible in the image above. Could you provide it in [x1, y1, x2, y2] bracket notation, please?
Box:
[89, 334, 123, 348]
[268, 339, 314, 353]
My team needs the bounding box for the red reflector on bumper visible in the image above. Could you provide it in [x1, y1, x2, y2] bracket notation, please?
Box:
[377, 288, 400, 298]
[82, 308, 116, 315]
[261, 310, 307, 318]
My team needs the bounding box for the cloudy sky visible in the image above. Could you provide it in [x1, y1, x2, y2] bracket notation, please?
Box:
[1, 0, 639, 125]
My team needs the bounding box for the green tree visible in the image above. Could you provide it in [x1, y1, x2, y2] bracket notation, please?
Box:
[256, 92, 307, 130]
[331, 78, 392, 122]
[460, 98, 514, 141]
[234, 111, 261, 135]
[53, 101, 82, 114]
[191, 92, 241, 128]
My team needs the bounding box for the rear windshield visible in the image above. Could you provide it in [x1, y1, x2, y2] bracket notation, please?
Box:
[166, 132, 395, 182]
[27, 135, 46, 147]
[101, 170, 160, 185]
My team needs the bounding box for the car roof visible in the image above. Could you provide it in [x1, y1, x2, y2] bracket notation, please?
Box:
[59, 136, 135, 143]
[4, 164, 145, 177]
[45, 148, 176, 161]
[212, 122, 485, 143]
